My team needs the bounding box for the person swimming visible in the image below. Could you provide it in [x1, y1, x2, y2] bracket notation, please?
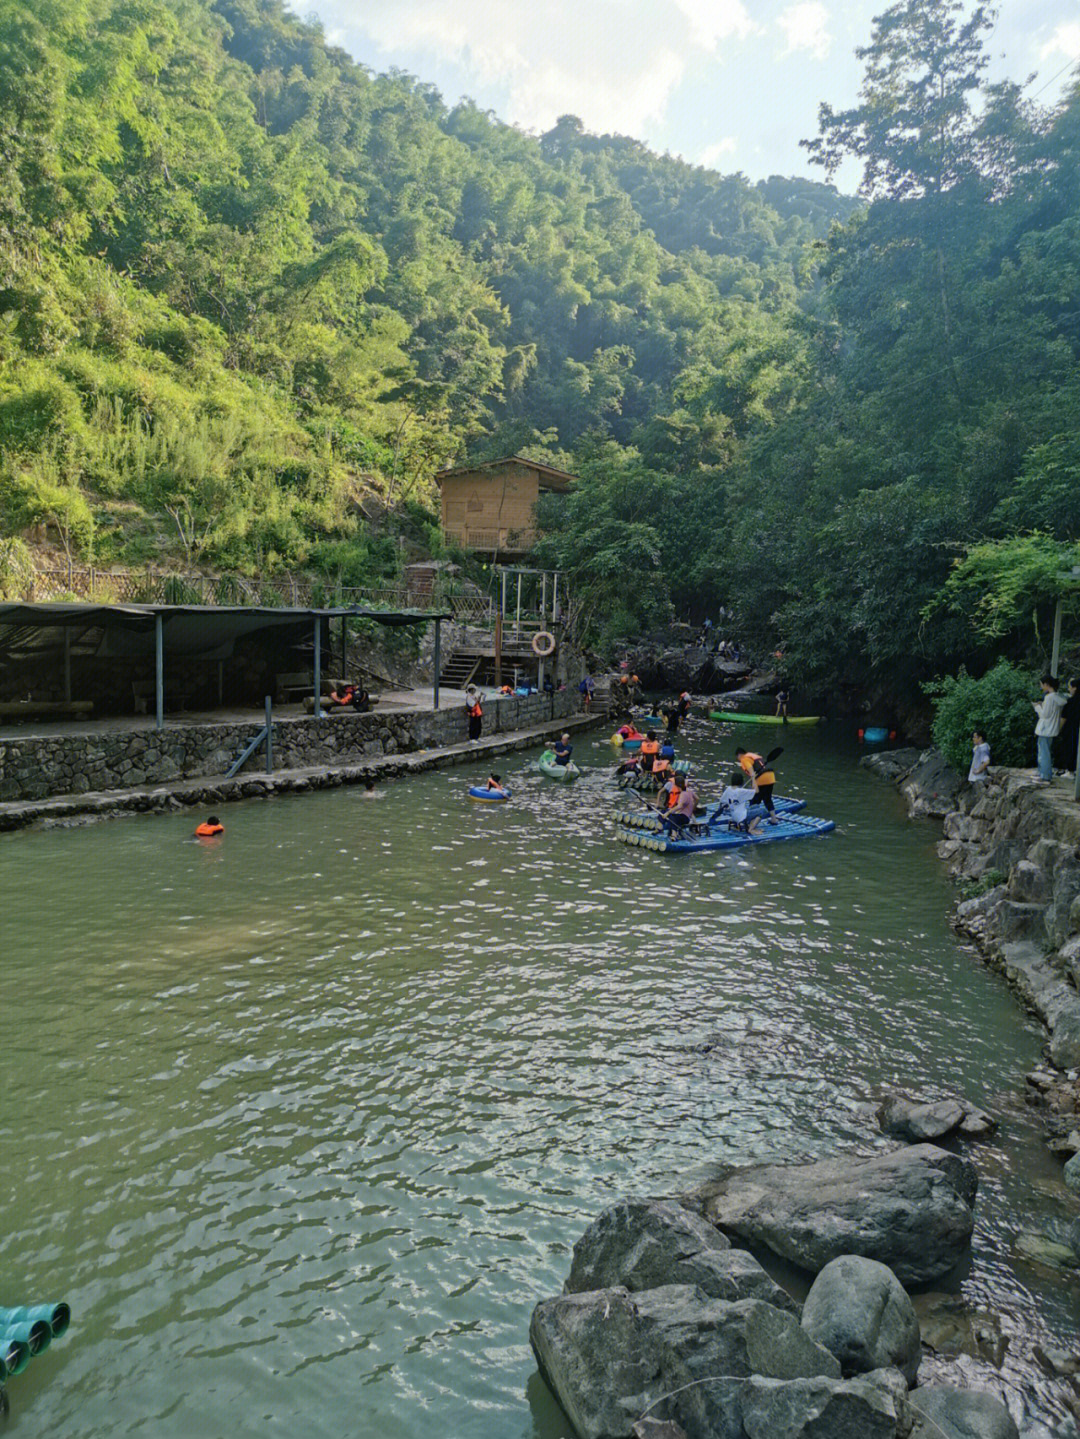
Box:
[194, 816, 224, 837]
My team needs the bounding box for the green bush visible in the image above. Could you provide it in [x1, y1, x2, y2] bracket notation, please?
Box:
[926, 659, 1034, 773]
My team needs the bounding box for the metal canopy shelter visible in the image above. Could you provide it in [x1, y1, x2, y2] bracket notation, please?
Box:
[0, 602, 452, 729]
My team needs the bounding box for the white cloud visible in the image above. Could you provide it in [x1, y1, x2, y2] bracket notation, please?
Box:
[1040, 20, 1080, 61]
[672, 0, 758, 50]
[777, 2, 832, 61]
[314, 0, 760, 139]
[699, 137, 738, 168]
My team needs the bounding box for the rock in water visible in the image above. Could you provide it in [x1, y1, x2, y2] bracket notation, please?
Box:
[740, 1375, 902, 1439]
[691, 1144, 977, 1287]
[800, 1255, 921, 1385]
[907, 1386, 1019, 1439]
[530, 1286, 840, 1439]
[565, 1198, 795, 1310]
[876, 1093, 996, 1144]
[529, 1287, 654, 1439]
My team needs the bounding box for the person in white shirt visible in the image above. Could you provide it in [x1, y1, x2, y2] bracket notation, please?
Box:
[713, 773, 764, 833]
[968, 729, 991, 784]
[1033, 674, 1067, 782]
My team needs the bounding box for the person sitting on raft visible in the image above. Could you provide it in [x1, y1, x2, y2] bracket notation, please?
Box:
[616, 722, 643, 742]
[657, 771, 681, 811]
[486, 773, 504, 791]
[736, 747, 778, 823]
[195, 815, 224, 837]
[663, 772, 698, 839]
[553, 734, 573, 766]
[713, 774, 763, 834]
[639, 730, 660, 772]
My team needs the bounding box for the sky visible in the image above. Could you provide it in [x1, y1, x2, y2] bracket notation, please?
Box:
[312, 0, 1080, 191]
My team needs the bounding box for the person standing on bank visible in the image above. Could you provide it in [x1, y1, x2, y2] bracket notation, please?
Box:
[1061, 677, 1080, 775]
[968, 728, 991, 784]
[465, 685, 483, 743]
[1032, 674, 1067, 783]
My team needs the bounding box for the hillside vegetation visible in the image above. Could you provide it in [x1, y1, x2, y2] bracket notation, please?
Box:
[0, 0, 848, 586]
[2, 0, 1079, 704]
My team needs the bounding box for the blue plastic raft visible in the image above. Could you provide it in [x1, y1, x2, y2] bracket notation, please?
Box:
[863, 726, 889, 743]
[614, 812, 835, 853]
[612, 795, 806, 830]
[467, 786, 511, 802]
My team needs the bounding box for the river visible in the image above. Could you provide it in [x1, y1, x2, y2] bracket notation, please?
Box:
[1, 717, 1078, 1437]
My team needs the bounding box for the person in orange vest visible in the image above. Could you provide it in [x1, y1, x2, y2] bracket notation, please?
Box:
[736, 747, 778, 822]
[194, 816, 224, 837]
[639, 730, 661, 773]
[465, 686, 483, 742]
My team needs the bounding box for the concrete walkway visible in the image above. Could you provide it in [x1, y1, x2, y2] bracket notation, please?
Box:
[0, 712, 604, 832]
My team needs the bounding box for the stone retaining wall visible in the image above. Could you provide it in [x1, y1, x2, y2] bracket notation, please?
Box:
[0, 690, 581, 802]
[864, 750, 1080, 1074]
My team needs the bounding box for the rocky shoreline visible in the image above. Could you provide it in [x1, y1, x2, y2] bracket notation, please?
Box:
[863, 750, 1080, 1174]
[531, 1141, 1021, 1439]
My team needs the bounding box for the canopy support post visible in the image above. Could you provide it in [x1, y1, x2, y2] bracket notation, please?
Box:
[433, 619, 441, 711]
[313, 615, 321, 716]
[155, 614, 164, 732]
[265, 694, 273, 773]
[63, 629, 71, 704]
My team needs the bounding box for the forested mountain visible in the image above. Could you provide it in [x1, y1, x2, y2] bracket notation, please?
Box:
[1, 0, 1078, 705]
[0, 0, 847, 581]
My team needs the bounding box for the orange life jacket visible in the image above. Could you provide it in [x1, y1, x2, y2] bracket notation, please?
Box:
[666, 786, 680, 809]
[195, 823, 224, 836]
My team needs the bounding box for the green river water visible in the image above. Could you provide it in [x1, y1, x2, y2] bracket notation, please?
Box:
[2, 717, 1079, 1437]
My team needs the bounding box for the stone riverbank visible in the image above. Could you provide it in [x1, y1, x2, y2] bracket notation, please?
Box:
[865, 750, 1080, 1169]
[0, 701, 595, 832]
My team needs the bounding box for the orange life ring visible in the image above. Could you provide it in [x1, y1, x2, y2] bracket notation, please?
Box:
[531, 631, 556, 656]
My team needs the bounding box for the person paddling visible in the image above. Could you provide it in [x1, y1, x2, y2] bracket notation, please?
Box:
[553, 733, 573, 767]
[662, 772, 698, 840]
[736, 746, 779, 822]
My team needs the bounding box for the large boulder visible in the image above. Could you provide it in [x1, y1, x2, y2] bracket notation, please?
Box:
[801, 1255, 921, 1385]
[900, 750, 967, 820]
[907, 1386, 1019, 1439]
[691, 1145, 977, 1287]
[565, 1198, 795, 1311]
[530, 1285, 839, 1439]
[740, 1374, 903, 1439]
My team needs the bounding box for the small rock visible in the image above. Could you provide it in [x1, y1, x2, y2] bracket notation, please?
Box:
[1051, 1002, 1080, 1070]
[907, 1385, 1018, 1439]
[877, 1094, 965, 1143]
[632, 1420, 688, 1439]
[1063, 1153, 1080, 1193]
[1015, 1231, 1079, 1269]
[1033, 1342, 1080, 1377]
[801, 1255, 921, 1386]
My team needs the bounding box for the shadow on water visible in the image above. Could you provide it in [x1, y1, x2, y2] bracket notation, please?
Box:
[1, 716, 1078, 1437]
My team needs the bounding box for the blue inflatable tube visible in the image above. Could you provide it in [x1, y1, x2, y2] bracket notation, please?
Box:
[468, 786, 511, 802]
[863, 727, 889, 743]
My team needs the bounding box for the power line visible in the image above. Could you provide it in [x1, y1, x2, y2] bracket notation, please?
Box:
[1027, 50, 1080, 102]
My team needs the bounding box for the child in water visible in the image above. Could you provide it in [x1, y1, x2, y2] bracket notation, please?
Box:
[194, 815, 224, 837]
[486, 773, 504, 791]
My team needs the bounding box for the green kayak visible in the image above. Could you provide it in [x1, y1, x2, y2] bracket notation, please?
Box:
[539, 749, 580, 782]
[709, 712, 821, 726]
